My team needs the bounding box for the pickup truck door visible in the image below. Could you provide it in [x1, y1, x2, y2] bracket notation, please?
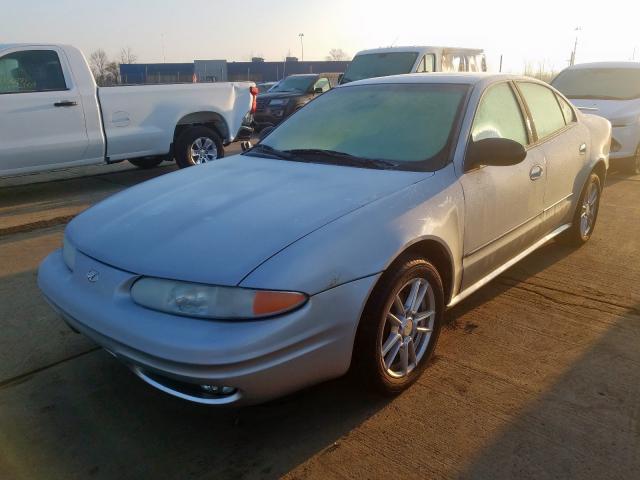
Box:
[0, 47, 89, 175]
[459, 81, 546, 291]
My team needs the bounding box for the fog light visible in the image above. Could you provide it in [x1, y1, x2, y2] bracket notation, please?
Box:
[201, 385, 236, 396]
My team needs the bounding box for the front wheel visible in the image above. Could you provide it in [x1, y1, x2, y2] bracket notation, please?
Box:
[353, 256, 444, 395]
[175, 126, 224, 169]
[561, 172, 602, 246]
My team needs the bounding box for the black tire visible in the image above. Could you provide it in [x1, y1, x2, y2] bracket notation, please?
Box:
[175, 126, 224, 169]
[128, 157, 164, 169]
[352, 256, 444, 395]
[622, 147, 640, 175]
[561, 172, 602, 246]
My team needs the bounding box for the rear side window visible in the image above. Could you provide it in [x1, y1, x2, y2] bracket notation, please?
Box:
[518, 82, 566, 139]
[472, 83, 529, 146]
[556, 94, 576, 124]
[0, 50, 67, 94]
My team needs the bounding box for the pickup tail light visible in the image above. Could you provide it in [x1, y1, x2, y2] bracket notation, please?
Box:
[250, 86, 259, 114]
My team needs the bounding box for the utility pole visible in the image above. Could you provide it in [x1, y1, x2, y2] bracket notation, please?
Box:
[160, 33, 166, 63]
[499, 54, 503, 73]
[298, 33, 305, 61]
[570, 26, 582, 66]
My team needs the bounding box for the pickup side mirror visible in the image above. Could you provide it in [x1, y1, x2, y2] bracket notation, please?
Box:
[466, 137, 527, 170]
[257, 125, 275, 142]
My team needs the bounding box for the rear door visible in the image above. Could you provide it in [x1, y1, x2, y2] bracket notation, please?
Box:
[516, 82, 587, 226]
[459, 81, 547, 290]
[0, 47, 89, 175]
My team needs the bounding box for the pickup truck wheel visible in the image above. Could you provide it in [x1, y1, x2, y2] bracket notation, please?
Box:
[128, 157, 164, 169]
[561, 172, 602, 246]
[175, 126, 224, 168]
[352, 256, 444, 395]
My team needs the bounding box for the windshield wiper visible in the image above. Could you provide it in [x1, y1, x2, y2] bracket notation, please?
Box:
[245, 144, 296, 160]
[283, 148, 400, 170]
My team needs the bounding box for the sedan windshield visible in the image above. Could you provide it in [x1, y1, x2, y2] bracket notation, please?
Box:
[341, 52, 419, 84]
[250, 83, 469, 170]
[269, 75, 315, 93]
[552, 68, 640, 100]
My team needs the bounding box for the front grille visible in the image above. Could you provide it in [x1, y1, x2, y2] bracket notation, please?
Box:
[256, 98, 268, 112]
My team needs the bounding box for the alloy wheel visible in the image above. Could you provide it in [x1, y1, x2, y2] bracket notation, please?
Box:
[580, 180, 599, 237]
[380, 277, 436, 378]
[190, 137, 218, 164]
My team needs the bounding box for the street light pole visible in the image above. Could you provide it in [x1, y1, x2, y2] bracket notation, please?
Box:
[570, 26, 582, 66]
[298, 33, 304, 61]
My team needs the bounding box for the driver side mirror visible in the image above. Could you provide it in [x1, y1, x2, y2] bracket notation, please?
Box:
[314, 87, 324, 94]
[466, 137, 527, 170]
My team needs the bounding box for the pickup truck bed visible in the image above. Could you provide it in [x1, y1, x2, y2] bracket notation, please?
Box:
[0, 43, 255, 177]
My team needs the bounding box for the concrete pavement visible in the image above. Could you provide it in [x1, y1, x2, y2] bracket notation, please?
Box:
[0, 168, 639, 479]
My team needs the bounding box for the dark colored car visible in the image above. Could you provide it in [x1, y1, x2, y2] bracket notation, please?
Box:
[254, 73, 340, 128]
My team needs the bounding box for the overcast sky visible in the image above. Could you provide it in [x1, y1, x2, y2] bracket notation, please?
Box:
[2, 0, 639, 73]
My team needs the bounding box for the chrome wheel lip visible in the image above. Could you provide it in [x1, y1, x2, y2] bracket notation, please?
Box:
[190, 137, 217, 164]
[579, 180, 599, 237]
[380, 277, 436, 379]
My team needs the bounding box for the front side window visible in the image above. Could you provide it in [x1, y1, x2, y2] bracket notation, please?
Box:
[472, 83, 528, 146]
[0, 50, 67, 94]
[340, 52, 419, 84]
[518, 82, 567, 140]
[253, 83, 469, 170]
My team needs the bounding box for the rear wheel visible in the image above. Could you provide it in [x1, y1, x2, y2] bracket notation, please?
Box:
[175, 126, 224, 169]
[561, 172, 602, 246]
[353, 256, 444, 395]
[128, 157, 164, 169]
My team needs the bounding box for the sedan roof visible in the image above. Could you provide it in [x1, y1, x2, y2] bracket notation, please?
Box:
[340, 72, 528, 88]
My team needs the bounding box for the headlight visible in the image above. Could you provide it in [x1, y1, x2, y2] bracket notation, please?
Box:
[130, 277, 307, 320]
[62, 236, 76, 271]
[269, 98, 290, 107]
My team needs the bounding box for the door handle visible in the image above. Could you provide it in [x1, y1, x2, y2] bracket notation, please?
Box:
[54, 101, 78, 107]
[530, 164, 544, 181]
[579, 143, 587, 154]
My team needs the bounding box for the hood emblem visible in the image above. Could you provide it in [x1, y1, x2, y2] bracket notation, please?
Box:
[86, 270, 100, 283]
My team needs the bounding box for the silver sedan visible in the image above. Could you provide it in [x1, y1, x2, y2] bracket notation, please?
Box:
[38, 73, 611, 405]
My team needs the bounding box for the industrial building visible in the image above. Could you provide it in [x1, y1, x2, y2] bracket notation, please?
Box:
[120, 57, 350, 84]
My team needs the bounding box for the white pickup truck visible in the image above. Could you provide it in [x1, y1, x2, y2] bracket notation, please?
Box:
[0, 44, 257, 177]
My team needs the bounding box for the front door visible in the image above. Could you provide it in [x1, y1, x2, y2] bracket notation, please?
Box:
[459, 81, 546, 290]
[0, 48, 89, 176]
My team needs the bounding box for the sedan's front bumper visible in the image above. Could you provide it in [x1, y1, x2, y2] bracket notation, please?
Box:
[38, 249, 379, 405]
[610, 124, 640, 160]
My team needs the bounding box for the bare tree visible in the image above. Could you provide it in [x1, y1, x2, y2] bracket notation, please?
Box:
[89, 49, 121, 86]
[119, 46, 137, 64]
[326, 48, 350, 61]
[89, 49, 109, 83]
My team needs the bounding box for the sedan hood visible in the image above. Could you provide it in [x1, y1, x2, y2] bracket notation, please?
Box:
[67, 156, 429, 286]
[571, 97, 640, 123]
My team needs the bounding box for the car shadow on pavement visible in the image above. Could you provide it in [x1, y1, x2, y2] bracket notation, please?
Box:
[456, 300, 640, 479]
